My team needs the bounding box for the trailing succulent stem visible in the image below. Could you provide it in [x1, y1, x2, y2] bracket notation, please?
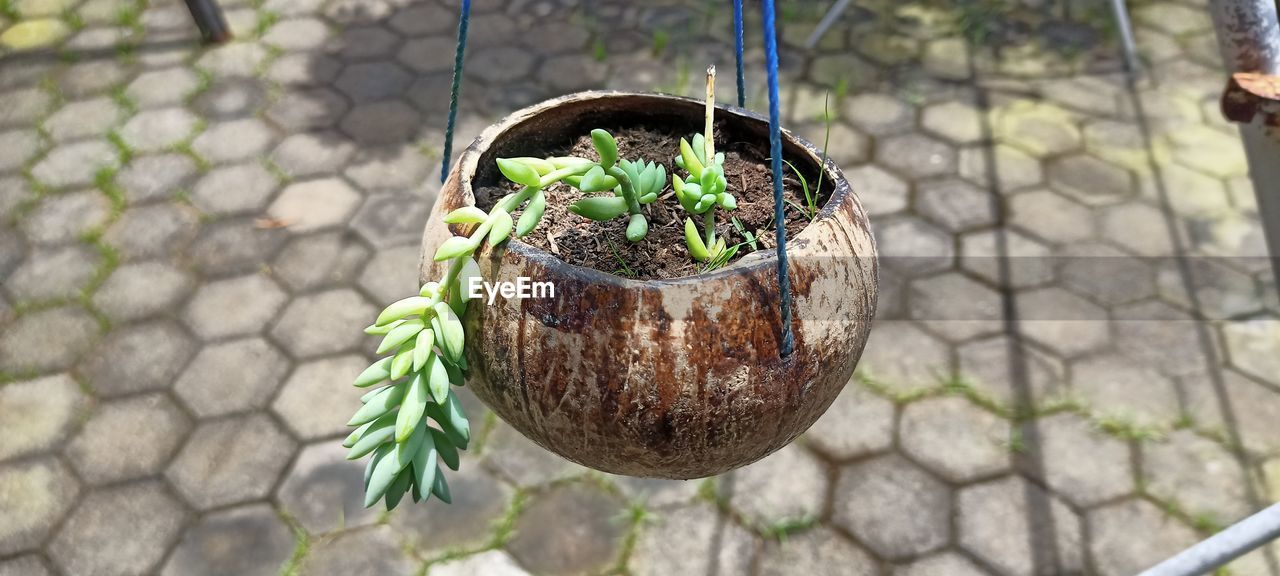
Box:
[674, 66, 738, 263]
[346, 153, 599, 511]
[566, 129, 665, 242]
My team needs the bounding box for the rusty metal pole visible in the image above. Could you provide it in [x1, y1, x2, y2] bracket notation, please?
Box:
[183, 0, 232, 45]
[1210, 0, 1280, 300]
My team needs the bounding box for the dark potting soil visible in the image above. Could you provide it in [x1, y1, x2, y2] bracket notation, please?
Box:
[473, 126, 827, 280]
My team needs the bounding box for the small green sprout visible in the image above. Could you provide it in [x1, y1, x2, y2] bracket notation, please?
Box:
[674, 66, 737, 263]
[564, 128, 665, 243]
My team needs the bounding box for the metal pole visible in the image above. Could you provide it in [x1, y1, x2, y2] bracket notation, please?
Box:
[1108, 0, 1140, 72]
[1139, 504, 1280, 576]
[1210, 0, 1280, 302]
[182, 0, 232, 45]
[805, 0, 852, 50]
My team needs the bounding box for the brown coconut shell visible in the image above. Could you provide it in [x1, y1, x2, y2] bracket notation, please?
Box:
[420, 91, 878, 479]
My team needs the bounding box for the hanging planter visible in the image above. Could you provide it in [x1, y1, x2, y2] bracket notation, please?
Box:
[416, 91, 878, 480]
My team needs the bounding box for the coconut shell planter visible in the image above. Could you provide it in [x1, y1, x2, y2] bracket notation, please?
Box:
[344, 90, 877, 510]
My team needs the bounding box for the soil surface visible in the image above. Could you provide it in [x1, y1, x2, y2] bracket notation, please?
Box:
[474, 126, 827, 280]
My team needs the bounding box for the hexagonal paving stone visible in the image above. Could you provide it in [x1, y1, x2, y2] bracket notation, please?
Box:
[48, 481, 186, 576]
[335, 62, 414, 104]
[349, 192, 432, 251]
[833, 454, 950, 560]
[55, 60, 131, 99]
[272, 354, 368, 440]
[160, 504, 294, 576]
[727, 443, 828, 529]
[958, 143, 1044, 192]
[1059, 242, 1156, 306]
[344, 147, 436, 193]
[916, 177, 995, 232]
[856, 320, 950, 395]
[875, 132, 957, 180]
[0, 176, 31, 218]
[357, 244, 421, 305]
[1088, 499, 1199, 576]
[1111, 300, 1208, 378]
[895, 552, 990, 576]
[1014, 287, 1109, 358]
[65, 393, 190, 484]
[1159, 258, 1264, 321]
[1097, 203, 1171, 259]
[43, 97, 123, 142]
[339, 101, 421, 145]
[803, 381, 894, 460]
[956, 334, 1069, 409]
[92, 260, 194, 322]
[272, 231, 370, 291]
[119, 107, 199, 152]
[20, 190, 112, 245]
[0, 305, 100, 372]
[189, 218, 285, 276]
[192, 77, 270, 120]
[1008, 188, 1094, 246]
[536, 53, 607, 93]
[270, 289, 377, 358]
[901, 396, 1011, 482]
[1143, 430, 1252, 524]
[1072, 353, 1180, 429]
[1187, 369, 1280, 457]
[1222, 317, 1280, 384]
[1166, 124, 1248, 179]
[874, 216, 954, 277]
[388, 459, 514, 556]
[506, 483, 628, 575]
[116, 153, 197, 204]
[1048, 154, 1135, 206]
[4, 244, 102, 302]
[262, 17, 330, 51]
[125, 67, 200, 107]
[270, 131, 356, 178]
[267, 177, 363, 232]
[0, 225, 24, 279]
[265, 88, 349, 131]
[959, 228, 1056, 289]
[277, 442, 380, 535]
[167, 413, 297, 510]
[843, 92, 915, 135]
[301, 526, 416, 576]
[0, 19, 70, 51]
[395, 36, 456, 74]
[31, 140, 119, 189]
[922, 100, 985, 145]
[195, 41, 268, 78]
[175, 338, 290, 417]
[627, 503, 754, 575]
[191, 162, 280, 216]
[0, 87, 51, 128]
[0, 373, 86, 462]
[1024, 413, 1134, 507]
[0, 129, 41, 173]
[758, 527, 877, 576]
[81, 320, 195, 396]
[0, 458, 80, 556]
[844, 164, 907, 217]
[1162, 162, 1232, 218]
[908, 272, 1004, 342]
[993, 101, 1082, 158]
[957, 475, 1085, 576]
[427, 550, 528, 576]
[0, 555, 52, 576]
[192, 118, 277, 164]
[267, 52, 341, 86]
[482, 422, 581, 487]
[182, 273, 287, 340]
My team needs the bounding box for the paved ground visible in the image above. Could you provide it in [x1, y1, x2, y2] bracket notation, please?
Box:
[1, 0, 1279, 574]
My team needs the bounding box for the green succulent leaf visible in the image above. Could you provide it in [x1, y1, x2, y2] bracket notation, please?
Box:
[569, 196, 629, 221]
[431, 428, 460, 471]
[346, 412, 396, 459]
[684, 218, 710, 262]
[430, 466, 452, 503]
[578, 166, 619, 193]
[517, 189, 546, 237]
[590, 128, 618, 170]
[426, 352, 450, 404]
[548, 156, 594, 170]
[626, 213, 648, 242]
[376, 319, 424, 354]
[412, 429, 438, 500]
[496, 157, 542, 187]
[679, 138, 704, 179]
[383, 468, 413, 510]
[390, 343, 415, 380]
[376, 296, 432, 326]
[434, 235, 478, 262]
[509, 156, 555, 175]
[488, 211, 513, 245]
[443, 206, 488, 224]
[396, 372, 430, 442]
[364, 443, 400, 507]
[354, 357, 393, 387]
[348, 381, 406, 426]
[432, 302, 465, 363]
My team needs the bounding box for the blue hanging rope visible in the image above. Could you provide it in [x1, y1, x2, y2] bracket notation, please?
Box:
[440, 0, 472, 183]
[733, 0, 745, 107]
[760, 0, 794, 357]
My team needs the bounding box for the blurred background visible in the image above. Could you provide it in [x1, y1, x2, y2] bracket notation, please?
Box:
[1, 0, 1279, 574]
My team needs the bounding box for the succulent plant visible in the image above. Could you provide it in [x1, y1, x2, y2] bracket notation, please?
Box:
[564, 129, 665, 242]
[674, 67, 738, 263]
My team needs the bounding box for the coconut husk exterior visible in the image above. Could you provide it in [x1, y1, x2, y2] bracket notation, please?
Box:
[420, 91, 877, 478]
